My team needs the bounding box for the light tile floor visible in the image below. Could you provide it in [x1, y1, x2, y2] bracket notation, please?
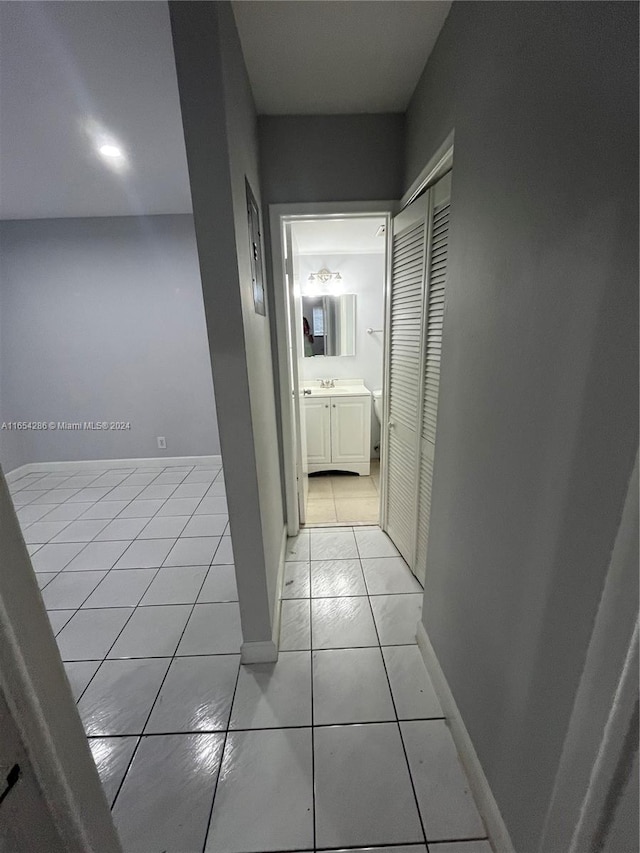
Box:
[9, 462, 490, 853]
[306, 461, 380, 525]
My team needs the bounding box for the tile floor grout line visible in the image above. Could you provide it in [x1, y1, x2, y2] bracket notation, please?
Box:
[199, 651, 243, 853]
[354, 532, 430, 851]
[109, 561, 214, 817]
[309, 567, 317, 853]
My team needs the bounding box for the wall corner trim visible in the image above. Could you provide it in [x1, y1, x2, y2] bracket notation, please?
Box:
[416, 619, 516, 853]
[240, 640, 278, 664]
[269, 525, 288, 649]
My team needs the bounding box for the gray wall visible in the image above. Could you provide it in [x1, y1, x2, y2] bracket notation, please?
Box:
[0, 215, 219, 472]
[170, 0, 284, 646]
[258, 114, 404, 205]
[406, 3, 639, 851]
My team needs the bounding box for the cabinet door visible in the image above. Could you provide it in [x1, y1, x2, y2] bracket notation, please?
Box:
[304, 398, 331, 464]
[330, 396, 371, 463]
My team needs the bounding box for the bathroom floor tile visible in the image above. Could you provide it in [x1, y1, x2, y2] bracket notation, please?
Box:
[306, 499, 337, 523]
[56, 608, 133, 661]
[279, 599, 311, 651]
[401, 720, 486, 840]
[108, 604, 191, 658]
[311, 597, 378, 649]
[314, 723, 423, 848]
[423, 844, 491, 853]
[78, 657, 170, 735]
[113, 733, 224, 853]
[145, 655, 240, 733]
[113, 538, 175, 569]
[205, 728, 313, 853]
[382, 646, 443, 720]
[139, 565, 207, 605]
[177, 603, 242, 655]
[335, 496, 380, 523]
[137, 483, 177, 500]
[82, 569, 158, 608]
[230, 651, 312, 729]
[163, 535, 220, 567]
[89, 736, 138, 805]
[282, 561, 310, 599]
[312, 647, 395, 724]
[362, 556, 423, 595]
[370, 594, 423, 645]
[42, 570, 107, 610]
[197, 565, 238, 603]
[311, 558, 367, 597]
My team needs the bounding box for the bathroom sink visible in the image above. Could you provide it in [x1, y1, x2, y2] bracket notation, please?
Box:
[302, 381, 370, 397]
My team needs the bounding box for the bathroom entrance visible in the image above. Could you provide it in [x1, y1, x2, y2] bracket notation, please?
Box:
[271, 209, 391, 531]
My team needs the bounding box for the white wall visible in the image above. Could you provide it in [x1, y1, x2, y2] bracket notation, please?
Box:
[170, 0, 284, 653]
[405, 3, 638, 850]
[297, 252, 385, 456]
[0, 215, 219, 472]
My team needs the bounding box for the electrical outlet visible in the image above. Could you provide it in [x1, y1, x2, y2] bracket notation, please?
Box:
[157, 436, 166, 450]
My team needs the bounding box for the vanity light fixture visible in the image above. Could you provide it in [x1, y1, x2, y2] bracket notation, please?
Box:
[308, 268, 342, 284]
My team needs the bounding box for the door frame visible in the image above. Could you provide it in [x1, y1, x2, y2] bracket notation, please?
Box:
[269, 201, 397, 535]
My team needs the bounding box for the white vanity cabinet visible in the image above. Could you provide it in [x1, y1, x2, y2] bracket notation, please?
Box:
[303, 384, 371, 475]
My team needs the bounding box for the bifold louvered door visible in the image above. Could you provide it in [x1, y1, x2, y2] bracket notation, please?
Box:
[384, 194, 429, 565]
[383, 171, 451, 582]
[414, 172, 451, 585]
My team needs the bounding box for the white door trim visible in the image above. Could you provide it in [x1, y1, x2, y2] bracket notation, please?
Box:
[269, 201, 397, 534]
[0, 467, 122, 851]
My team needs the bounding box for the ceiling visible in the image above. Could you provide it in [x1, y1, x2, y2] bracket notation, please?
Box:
[0, 1, 192, 220]
[291, 217, 386, 255]
[0, 1, 450, 221]
[232, 0, 451, 115]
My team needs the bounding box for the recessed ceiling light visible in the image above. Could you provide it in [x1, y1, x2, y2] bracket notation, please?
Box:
[99, 144, 124, 159]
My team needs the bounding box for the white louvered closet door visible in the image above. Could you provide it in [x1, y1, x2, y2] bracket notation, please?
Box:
[414, 172, 451, 585]
[383, 193, 429, 565]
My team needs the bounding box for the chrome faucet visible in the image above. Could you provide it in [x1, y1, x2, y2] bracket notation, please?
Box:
[319, 378, 335, 389]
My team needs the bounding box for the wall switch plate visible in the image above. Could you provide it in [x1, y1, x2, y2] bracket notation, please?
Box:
[157, 436, 166, 450]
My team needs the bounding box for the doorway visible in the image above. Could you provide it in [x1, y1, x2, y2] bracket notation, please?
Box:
[271, 209, 392, 532]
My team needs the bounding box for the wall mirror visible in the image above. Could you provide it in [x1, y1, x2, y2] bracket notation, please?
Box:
[302, 294, 356, 357]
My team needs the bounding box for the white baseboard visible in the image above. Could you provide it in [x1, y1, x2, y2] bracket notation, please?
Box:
[416, 620, 515, 853]
[5, 455, 222, 482]
[240, 640, 278, 664]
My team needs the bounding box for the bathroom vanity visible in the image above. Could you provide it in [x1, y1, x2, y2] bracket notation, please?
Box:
[303, 380, 371, 475]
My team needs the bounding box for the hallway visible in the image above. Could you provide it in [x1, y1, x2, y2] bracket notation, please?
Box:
[10, 460, 489, 852]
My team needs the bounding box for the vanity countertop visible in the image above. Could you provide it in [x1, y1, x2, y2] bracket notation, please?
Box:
[303, 380, 371, 398]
